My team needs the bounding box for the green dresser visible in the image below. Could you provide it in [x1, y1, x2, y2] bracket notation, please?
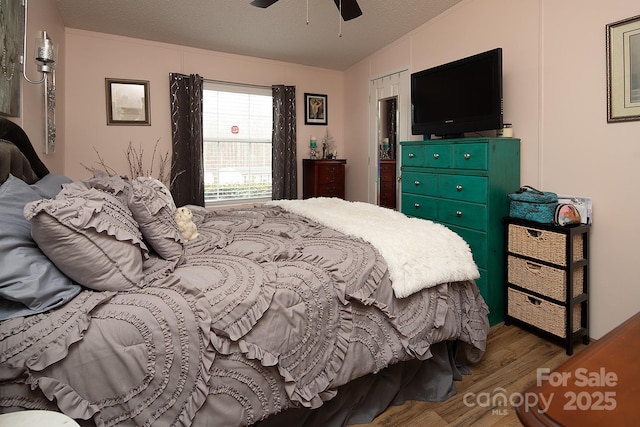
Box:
[400, 137, 520, 325]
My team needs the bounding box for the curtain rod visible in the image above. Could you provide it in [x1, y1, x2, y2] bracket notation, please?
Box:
[204, 79, 271, 90]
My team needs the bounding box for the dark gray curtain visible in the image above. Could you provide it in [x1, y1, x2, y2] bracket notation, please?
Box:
[169, 73, 204, 207]
[271, 85, 297, 200]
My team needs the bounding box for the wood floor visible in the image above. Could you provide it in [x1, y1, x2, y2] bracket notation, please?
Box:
[361, 323, 588, 427]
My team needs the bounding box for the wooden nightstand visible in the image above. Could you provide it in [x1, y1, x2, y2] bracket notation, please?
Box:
[504, 217, 590, 355]
[302, 159, 346, 199]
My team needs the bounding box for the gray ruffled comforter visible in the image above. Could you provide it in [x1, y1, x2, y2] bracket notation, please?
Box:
[0, 205, 489, 426]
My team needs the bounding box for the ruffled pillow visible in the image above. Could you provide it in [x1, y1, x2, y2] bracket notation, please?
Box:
[128, 177, 184, 262]
[25, 187, 149, 292]
[60, 171, 131, 206]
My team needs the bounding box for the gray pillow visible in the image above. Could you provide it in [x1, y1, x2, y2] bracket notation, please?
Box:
[25, 187, 149, 292]
[30, 173, 72, 199]
[128, 177, 184, 262]
[0, 174, 81, 320]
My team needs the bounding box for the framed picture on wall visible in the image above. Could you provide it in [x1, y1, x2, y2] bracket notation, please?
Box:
[105, 78, 151, 125]
[606, 14, 640, 123]
[304, 93, 328, 125]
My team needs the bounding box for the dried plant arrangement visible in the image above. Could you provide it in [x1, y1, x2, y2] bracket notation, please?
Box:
[82, 139, 171, 186]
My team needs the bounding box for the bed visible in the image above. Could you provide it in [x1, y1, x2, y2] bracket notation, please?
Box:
[0, 117, 489, 426]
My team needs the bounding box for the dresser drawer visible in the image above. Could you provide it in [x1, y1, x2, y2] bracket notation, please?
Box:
[507, 224, 584, 266]
[317, 183, 344, 198]
[452, 143, 488, 170]
[508, 288, 581, 338]
[448, 225, 487, 268]
[379, 161, 395, 176]
[401, 145, 426, 167]
[402, 194, 437, 219]
[438, 200, 487, 230]
[424, 144, 452, 168]
[401, 171, 437, 196]
[507, 255, 583, 301]
[317, 165, 344, 182]
[439, 175, 488, 203]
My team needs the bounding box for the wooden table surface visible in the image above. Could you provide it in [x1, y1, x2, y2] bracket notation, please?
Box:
[516, 311, 640, 426]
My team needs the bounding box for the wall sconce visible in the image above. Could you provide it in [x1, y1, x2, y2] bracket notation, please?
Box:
[21, 0, 56, 154]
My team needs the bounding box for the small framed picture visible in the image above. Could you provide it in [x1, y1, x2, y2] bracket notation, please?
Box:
[105, 78, 151, 125]
[304, 93, 328, 125]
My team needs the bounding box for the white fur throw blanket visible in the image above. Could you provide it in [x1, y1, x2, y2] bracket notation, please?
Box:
[267, 198, 480, 298]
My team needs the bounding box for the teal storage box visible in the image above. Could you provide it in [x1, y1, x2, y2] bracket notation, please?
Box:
[509, 186, 558, 223]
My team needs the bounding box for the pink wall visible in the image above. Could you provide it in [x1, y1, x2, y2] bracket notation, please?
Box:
[344, 0, 640, 339]
[63, 30, 344, 199]
[23, 0, 640, 339]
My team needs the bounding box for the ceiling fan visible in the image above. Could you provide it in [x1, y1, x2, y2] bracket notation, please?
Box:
[250, 0, 363, 21]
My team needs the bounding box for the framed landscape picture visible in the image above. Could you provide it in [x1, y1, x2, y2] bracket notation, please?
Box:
[106, 78, 151, 125]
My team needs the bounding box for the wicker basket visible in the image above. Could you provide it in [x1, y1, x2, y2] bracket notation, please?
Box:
[507, 256, 583, 301]
[507, 288, 581, 338]
[507, 224, 584, 266]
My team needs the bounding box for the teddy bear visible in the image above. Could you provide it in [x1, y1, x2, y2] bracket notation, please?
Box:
[174, 206, 199, 241]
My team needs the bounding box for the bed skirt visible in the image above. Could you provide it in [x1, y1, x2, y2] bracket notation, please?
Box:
[256, 341, 462, 426]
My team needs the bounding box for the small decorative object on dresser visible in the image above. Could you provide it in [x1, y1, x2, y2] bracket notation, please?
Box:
[302, 158, 346, 199]
[504, 217, 590, 355]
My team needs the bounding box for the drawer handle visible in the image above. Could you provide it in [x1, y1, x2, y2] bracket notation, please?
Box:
[464, 153, 471, 160]
[414, 180, 420, 186]
[456, 185, 463, 191]
[456, 210, 463, 217]
[408, 153, 414, 158]
[327, 167, 335, 173]
[525, 262, 542, 273]
[327, 177, 336, 183]
[526, 229, 542, 238]
[414, 203, 420, 208]
[433, 153, 440, 159]
[527, 296, 542, 306]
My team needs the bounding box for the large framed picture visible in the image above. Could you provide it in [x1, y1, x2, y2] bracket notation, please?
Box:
[304, 93, 328, 125]
[105, 78, 151, 125]
[606, 14, 640, 123]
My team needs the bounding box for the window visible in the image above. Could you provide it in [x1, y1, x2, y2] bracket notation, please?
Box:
[202, 82, 272, 205]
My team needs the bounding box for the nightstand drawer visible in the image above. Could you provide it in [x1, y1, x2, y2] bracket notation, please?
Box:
[507, 255, 583, 301]
[438, 200, 487, 230]
[402, 194, 437, 219]
[507, 224, 584, 266]
[452, 143, 488, 170]
[508, 288, 581, 338]
[401, 171, 437, 196]
[439, 175, 488, 203]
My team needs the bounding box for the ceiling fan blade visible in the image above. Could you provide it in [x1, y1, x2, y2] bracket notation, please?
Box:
[250, 0, 280, 8]
[332, 0, 362, 21]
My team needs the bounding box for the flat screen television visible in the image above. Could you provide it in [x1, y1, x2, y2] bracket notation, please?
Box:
[411, 48, 503, 138]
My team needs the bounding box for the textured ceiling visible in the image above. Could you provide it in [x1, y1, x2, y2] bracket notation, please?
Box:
[54, 0, 463, 71]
